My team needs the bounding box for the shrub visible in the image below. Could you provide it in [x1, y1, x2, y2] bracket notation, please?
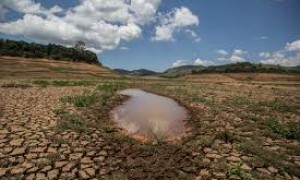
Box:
[266, 118, 300, 140]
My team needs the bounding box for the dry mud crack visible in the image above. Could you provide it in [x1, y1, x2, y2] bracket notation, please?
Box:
[0, 83, 300, 180]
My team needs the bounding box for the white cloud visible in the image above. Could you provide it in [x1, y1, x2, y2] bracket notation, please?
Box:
[0, 0, 62, 16]
[172, 60, 188, 67]
[185, 29, 201, 42]
[130, 0, 161, 25]
[216, 49, 228, 56]
[216, 49, 248, 63]
[228, 49, 247, 63]
[172, 58, 214, 67]
[254, 36, 269, 40]
[120, 47, 129, 50]
[152, 7, 199, 41]
[194, 59, 214, 66]
[259, 39, 300, 66]
[285, 39, 300, 52]
[0, 0, 164, 53]
[49, 5, 63, 14]
[86, 47, 102, 54]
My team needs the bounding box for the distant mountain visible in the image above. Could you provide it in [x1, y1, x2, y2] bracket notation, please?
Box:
[164, 65, 205, 76]
[114, 68, 158, 76]
[163, 62, 300, 77]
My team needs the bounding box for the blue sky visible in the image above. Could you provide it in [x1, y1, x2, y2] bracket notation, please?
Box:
[0, 0, 300, 71]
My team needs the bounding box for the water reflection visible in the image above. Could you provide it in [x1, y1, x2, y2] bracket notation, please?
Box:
[111, 89, 188, 141]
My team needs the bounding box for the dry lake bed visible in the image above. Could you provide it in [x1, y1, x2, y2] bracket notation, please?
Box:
[0, 76, 300, 180]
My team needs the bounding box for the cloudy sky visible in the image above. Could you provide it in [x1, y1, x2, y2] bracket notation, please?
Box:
[0, 0, 300, 71]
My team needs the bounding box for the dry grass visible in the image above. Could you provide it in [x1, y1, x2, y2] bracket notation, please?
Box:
[0, 56, 120, 79]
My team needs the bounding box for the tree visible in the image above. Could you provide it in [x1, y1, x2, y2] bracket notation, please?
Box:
[74, 41, 86, 52]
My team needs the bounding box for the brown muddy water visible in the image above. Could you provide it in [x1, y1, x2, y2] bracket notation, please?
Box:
[111, 89, 188, 142]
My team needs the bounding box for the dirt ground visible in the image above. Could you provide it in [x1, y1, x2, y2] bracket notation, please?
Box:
[0, 58, 300, 179]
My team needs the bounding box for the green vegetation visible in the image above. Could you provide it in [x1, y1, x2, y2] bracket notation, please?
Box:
[266, 118, 300, 140]
[33, 80, 96, 87]
[227, 162, 253, 180]
[1, 83, 32, 89]
[0, 39, 99, 64]
[33, 80, 50, 87]
[96, 81, 128, 92]
[223, 96, 251, 106]
[60, 94, 96, 107]
[53, 108, 68, 116]
[52, 80, 95, 86]
[258, 99, 298, 113]
[57, 112, 89, 133]
[163, 62, 300, 77]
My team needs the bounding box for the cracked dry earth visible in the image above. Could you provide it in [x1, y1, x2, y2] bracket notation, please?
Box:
[1, 83, 300, 180]
[0, 86, 109, 179]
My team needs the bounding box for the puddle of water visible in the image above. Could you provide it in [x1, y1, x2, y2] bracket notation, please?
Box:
[111, 89, 188, 142]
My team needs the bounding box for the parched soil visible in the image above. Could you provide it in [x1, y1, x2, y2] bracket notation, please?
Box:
[0, 78, 300, 180]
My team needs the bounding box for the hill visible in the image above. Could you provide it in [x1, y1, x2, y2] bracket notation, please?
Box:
[114, 68, 158, 76]
[163, 62, 300, 77]
[0, 39, 99, 64]
[0, 56, 119, 79]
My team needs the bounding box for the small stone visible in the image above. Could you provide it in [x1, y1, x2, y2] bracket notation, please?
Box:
[55, 161, 68, 168]
[267, 166, 278, 173]
[199, 169, 210, 177]
[203, 148, 213, 153]
[25, 153, 38, 159]
[0, 168, 7, 176]
[79, 170, 90, 179]
[85, 168, 95, 177]
[47, 147, 57, 153]
[241, 164, 252, 171]
[26, 173, 35, 180]
[227, 156, 241, 162]
[69, 153, 83, 161]
[99, 169, 106, 175]
[213, 172, 226, 178]
[99, 150, 108, 156]
[10, 167, 24, 174]
[81, 157, 93, 164]
[206, 153, 222, 159]
[31, 146, 47, 153]
[36, 173, 46, 180]
[3, 146, 13, 154]
[11, 147, 25, 155]
[41, 165, 52, 172]
[9, 138, 24, 146]
[62, 163, 76, 172]
[94, 156, 105, 162]
[47, 169, 59, 179]
[295, 161, 300, 166]
[257, 168, 271, 175]
[27, 167, 39, 173]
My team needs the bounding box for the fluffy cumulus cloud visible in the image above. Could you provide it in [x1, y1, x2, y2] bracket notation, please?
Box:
[152, 7, 199, 41]
[172, 60, 188, 67]
[259, 39, 300, 66]
[194, 59, 214, 66]
[0, 0, 165, 53]
[216, 49, 248, 63]
[216, 49, 228, 56]
[172, 58, 214, 67]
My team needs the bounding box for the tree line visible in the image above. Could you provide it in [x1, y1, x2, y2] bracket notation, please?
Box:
[0, 39, 100, 65]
